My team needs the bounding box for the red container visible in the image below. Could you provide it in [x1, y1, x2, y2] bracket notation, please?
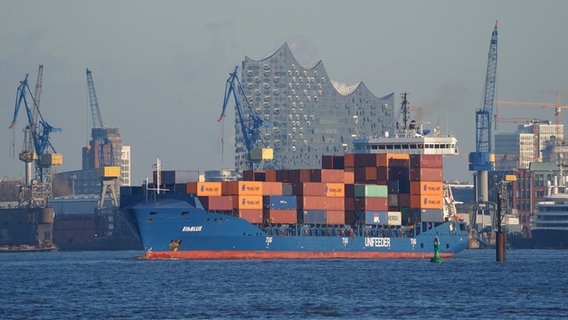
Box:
[344, 154, 355, 168]
[354, 197, 388, 211]
[293, 182, 326, 196]
[326, 210, 345, 224]
[237, 209, 263, 224]
[389, 158, 409, 168]
[376, 167, 388, 181]
[299, 196, 326, 210]
[325, 197, 345, 210]
[265, 209, 297, 224]
[198, 195, 233, 211]
[409, 154, 443, 169]
[311, 169, 344, 183]
[265, 170, 277, 182]
[262, 182, 283, 196]
[409, 168, 443, 181]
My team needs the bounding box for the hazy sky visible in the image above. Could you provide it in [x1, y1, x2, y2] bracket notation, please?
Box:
[2, 0, 567, 184]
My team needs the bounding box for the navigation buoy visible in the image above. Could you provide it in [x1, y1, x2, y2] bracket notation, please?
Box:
[430, 235, 443, 263]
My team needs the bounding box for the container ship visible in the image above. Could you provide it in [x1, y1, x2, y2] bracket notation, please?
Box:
[121, 151, 468, 259]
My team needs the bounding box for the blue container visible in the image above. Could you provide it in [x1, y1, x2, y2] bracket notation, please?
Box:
[302, 210, 326, 224]
[265, 195, 297, 210]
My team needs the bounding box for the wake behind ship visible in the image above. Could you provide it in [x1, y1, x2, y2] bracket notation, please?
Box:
[120, 153, 469, 259]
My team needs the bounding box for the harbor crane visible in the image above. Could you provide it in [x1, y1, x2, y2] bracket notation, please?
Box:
[86, 68, 120, 209]
[218, 65, 273, 170]
[469, 21, 498, 203]
[9, 67, 62, 207]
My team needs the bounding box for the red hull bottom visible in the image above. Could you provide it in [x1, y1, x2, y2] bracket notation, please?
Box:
[144, 250, 455, 260]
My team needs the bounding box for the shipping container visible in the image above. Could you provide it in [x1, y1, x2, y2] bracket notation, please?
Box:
[409, 168, 443, 181]
[187, 182, 222, 196]
[301, 210, 327, 224]
[354, 197, 388, 211]
[262, 182, 283, 195]
[388, 194, 398, 207]
[293, 182, 326, 196]
[223, 181, 263, 195]
[398, 193, 411, 207]
[410, 181, 444, 195]
[299, 196, 326, 210]
[364, 211, 402, 226]
[275, 170, 290, 182]
[388, 167, 409, 180]
[198, 196, 233, 211]
[325, 183, 345, 197]
[354, 185, 388, 198]
[344, 169, 355, 184]
[326, 210, 345, 225]
[265, 209, 297, 224]
[409, 154, 443, 169]
[414, 208, 445, 222]
[344, 154, 355, 168]
[288, 169, 312, 183]
[233, 196, 263, 209]
[324, 197, 345, 210]
[311, 169, 344, 183]
[263, 195, 297, 210]
[237, 209, 263, 224]
[410, 194, 444, 209]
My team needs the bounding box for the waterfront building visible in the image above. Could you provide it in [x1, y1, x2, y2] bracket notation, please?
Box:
[234, 43, 396, 171]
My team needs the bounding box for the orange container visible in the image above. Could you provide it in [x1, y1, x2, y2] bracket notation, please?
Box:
[223, 181, 263, 195]
[293, 182, 326, 196]
[410, 194, 444, 209]
[410, 181, 444, 195]
[325, 183, 345, 197]
[344, 169, 355, 184]
[233, 195, 263, 209]
[237, 209, 263, 224]
[187, 182, 222, 196]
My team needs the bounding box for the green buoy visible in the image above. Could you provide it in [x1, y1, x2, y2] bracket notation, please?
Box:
[430, 235, 443, 263]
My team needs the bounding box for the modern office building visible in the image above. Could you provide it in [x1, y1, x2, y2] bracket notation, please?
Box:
[234, 43, 396, 171]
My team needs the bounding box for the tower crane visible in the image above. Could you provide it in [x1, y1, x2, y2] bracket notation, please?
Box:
[218, 65, 273, 170]
[9, 67, 62, 207]
[469, 21, 498, 203]
[495, 90, 568, 137]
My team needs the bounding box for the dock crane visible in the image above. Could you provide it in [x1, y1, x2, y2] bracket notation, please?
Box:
[9, 67, 62, 207]
[85, 68, 120, 209]
[218, 66, 273, 170]
[469, 21, 498, 203]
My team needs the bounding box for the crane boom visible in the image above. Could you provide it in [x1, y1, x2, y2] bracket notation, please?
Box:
[86, 68, 105, 129]
[218, 66, 273, 169]
[469, 21, 498, 172]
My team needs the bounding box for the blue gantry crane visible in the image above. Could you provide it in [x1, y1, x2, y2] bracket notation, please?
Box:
[218, 65, 273, 169]
[469, 21, 499, 202]
[9, 68, 62, 206]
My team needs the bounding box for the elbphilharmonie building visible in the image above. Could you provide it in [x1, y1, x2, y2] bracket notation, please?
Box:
[234, 43, 396, 171]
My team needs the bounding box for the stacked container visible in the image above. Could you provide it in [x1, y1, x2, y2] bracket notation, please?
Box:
[409, 155, 444, 223]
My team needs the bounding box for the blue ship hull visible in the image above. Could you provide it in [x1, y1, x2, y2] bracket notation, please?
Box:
[122, 195, 469, 259]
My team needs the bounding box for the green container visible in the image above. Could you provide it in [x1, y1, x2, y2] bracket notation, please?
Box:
[354, 184, 388, 198]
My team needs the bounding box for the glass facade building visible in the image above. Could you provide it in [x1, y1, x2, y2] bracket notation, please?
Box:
[234, 43, 396, 171]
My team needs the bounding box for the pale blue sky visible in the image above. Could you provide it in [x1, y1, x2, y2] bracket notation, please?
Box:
[1, 0, 567, 184]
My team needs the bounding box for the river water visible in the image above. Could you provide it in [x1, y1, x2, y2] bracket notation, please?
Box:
[1, 249, 566, 319]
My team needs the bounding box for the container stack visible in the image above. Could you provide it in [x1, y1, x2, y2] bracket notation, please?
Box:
[409, 155, 445, 223]
[184, 153, 445, 226]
